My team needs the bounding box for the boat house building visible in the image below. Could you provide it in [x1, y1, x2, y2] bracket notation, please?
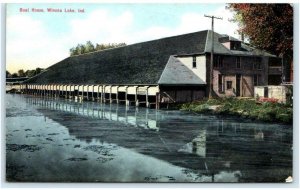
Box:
[23, 30, 280, 108]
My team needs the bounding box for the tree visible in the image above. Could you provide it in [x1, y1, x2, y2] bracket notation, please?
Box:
[69, 42, 127, 56]
[228, 3, 293, 81]
[69, 47, 76, 56]
[18, 69, 25, 77]
[11, 73, 18, 78]
[6, 70, 11, 78]
[35, 68, 44, 75]
[228, 4, 293, 56]
[95, 43, 105, 51]
[25, 70, 36, 77]
[85, 41, 95, 53]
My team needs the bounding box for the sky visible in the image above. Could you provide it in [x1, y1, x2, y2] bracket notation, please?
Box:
[6, 3, 240, 73]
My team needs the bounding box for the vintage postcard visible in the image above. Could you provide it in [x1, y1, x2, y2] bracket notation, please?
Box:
[5, 3, 293, 183]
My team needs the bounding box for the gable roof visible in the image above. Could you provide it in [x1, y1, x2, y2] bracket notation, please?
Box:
[204, 31, 232, 54]
[204, 31, 276, 57]
[158, 56, 206, 85]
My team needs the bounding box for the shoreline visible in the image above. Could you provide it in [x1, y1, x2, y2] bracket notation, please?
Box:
[176, 98, 293, 125]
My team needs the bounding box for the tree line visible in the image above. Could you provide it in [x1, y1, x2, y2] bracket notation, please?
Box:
[6, 68, 45, 78]
[69, 41, 127, 56]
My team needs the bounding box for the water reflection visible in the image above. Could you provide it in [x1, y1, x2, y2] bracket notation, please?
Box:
[28, 97, 159, 131]
[24, 96, 293, 182]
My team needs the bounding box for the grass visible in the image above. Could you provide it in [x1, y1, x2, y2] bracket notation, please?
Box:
[179, 98, 293, 124]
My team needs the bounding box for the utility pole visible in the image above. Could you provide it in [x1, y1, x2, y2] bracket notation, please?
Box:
[204, 15, 222, 99]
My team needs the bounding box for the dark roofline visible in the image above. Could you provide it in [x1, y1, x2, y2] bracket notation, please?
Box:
[174, 52, 206, 57]
[159, 84, 206, 86]
[174, 52, 276, 58]
[69, 30, 210, 58]
[6, 77, 29, 80]
[26, 83, 159, 86]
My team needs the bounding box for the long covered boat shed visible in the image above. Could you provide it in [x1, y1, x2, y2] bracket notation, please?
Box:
[22, 30, 276, 108]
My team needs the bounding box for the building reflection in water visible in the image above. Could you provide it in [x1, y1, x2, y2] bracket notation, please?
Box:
[28, 97, 159, 132]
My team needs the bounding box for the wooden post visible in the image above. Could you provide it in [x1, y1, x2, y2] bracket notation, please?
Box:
[50, 85, 52, 97]
[66, 85, 68, 98]
[146, 86, 149, 108]
[69, 84, 71, 99]
[97, 85, 100, 102]
[46, 85, 48, 96]
[53, 85, 55, 97]
[87, 85, 89, 100]
[116, 86, 120, 104]
[59, 85, 61, 97]
[125, 86, 129, 106]
[109, 85, 112, 103]
[58, 85, 60, 97]
[54, 84, 56, 97]
[44, 85, 46, 96]
[92, 85, 95, 101]
[81, 84, 84, 101]
[135, 86, 138, 106]
[74, 84, 79, 98]
[73, 84, 76, 99]
[44, 85, 47, 96]
[156, 92, 160, 109]
[69, 85, 71, 98]
[101, 85, 105, 103]
[56, 85, 58, 97]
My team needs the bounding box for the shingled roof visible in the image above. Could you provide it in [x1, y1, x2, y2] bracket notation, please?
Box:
[26, 30, 208, 85]
[158, 56, 206, 85]
[25, 30, 275, 85]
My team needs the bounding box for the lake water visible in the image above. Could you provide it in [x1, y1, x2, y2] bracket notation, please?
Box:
[6, 94, 293, 182]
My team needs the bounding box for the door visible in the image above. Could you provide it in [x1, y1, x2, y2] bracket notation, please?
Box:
[264, 87, 268, 98]
[236, 74, 241, 97]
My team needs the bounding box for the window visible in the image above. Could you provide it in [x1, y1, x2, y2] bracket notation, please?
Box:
[253, 57, 262, 70]
[226, 81, 232, 90]
[230, 41, 241, 50]
[218, 74, 224, 93]
[257, 62, 262, 70]
[253, 74, 258, 86]
[236, 57, 241, 68]
[213, 57, 218, 68]
[218, 56, 224, 68]
[214, 56, 224, 68]
[192, 56, 196, 68]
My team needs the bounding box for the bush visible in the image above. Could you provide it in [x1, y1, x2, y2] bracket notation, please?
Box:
[179, 98, 292, 124]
